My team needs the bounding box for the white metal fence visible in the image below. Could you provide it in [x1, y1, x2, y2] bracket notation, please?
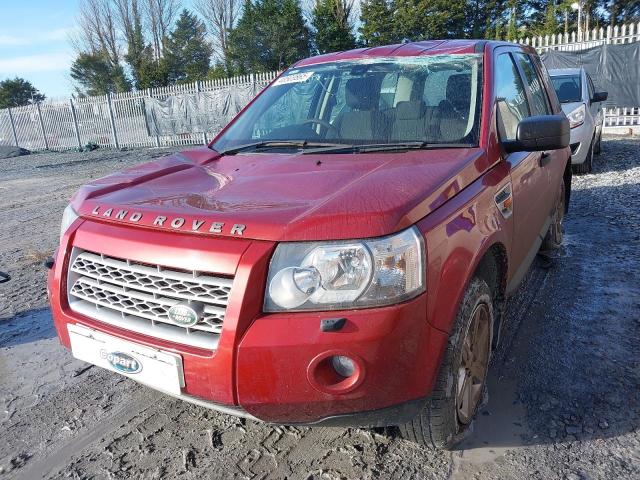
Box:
[0, 72, 279, 152]
[603, 107, 640, 129]
[519, 21, 640, 52]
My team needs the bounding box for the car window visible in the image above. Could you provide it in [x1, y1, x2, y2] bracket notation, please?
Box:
[514, 53, 550, 115]
[379, 72, 399, 111]
[251, 78, 319, 139]
[423, 70, 456, 107]
[495, 53, 530, 141]
[550, 75, 582, 103]
[212, 55, 483, 152]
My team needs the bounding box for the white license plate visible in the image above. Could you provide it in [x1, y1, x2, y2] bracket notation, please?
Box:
[68, 323, 185, 395]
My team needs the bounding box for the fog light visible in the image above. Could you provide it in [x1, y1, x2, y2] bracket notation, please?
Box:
[331, 355, 356, 377]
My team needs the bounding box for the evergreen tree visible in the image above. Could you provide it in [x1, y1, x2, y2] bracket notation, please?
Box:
[609, 0, 639, 25]
[207, 62, 229, 79]
[122, 0, 160, 89]
[227, 0, 311, 72]
[359, 0, 397, 46]
[70, 52, 131, 96]
[312, 0, 356, 54]
[164, 10, 213, 84]
[360, 0, 465, 45]
[394, 0, 465, 40]
[469, 0, 507, 39]
[0, 78, 45, 108]
[543, 0, 559, 35]
[507, 0, 519, 40]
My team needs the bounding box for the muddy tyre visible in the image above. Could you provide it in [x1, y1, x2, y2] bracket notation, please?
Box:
[399, 277, 493, 450]
[541, 179, 566, 251]
[572, 137, 594, 174]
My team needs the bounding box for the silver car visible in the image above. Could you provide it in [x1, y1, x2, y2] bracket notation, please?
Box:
[548, 67, 608, 174]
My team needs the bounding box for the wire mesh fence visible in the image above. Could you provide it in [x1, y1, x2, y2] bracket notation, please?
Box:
[0, 71, 278, 152]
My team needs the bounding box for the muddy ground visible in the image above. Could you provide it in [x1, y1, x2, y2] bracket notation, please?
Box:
[0, 138, 639, 479]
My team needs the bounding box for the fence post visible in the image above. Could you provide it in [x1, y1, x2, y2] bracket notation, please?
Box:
[196, 80, 207, 145]
[35, 102, 48, 150]
[148, 89, 161, 148]
[106, 93, 120, 149]
[7, 107, 19, 147]
[69, 98, 82, 149]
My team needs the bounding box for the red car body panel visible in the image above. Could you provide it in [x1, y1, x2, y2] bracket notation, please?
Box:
[73, 147, 490, 242]
[48, 40, 570, 424]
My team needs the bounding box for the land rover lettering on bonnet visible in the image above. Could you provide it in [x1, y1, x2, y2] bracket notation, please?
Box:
[89, 205, 246, 236]
[49, 40, 570, 449]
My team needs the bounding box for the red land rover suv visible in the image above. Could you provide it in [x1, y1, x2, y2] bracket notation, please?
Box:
[48, 40, 570, 449]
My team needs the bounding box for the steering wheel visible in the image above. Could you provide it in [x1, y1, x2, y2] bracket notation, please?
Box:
[300, 118, 340, 137]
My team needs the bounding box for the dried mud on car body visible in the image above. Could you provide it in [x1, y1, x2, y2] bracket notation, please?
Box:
[1, 140, 639, 479]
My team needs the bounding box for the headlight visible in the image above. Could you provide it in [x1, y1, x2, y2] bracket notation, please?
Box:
[567, 104, 586, 128]
[265, 227, 425, 312]
[60, 204, 79, 239]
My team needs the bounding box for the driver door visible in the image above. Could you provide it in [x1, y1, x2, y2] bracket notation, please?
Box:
[494, 51, 548, 284]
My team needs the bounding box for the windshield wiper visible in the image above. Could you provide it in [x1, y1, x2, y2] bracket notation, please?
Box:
[220, 140, 347, 155]
[303, 142, 474, 154]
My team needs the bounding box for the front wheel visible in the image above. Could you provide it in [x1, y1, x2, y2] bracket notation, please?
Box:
[399, 277, 493, 449]
[541, 179, 565, 251]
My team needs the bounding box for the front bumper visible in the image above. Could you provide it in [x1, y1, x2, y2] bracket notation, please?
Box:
[49, 219, 447, 426]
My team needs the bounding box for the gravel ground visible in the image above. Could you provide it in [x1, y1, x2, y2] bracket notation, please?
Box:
[0, 138, 638, 479]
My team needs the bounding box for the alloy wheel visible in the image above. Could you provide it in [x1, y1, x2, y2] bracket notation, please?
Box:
[456, 303, 491, 425]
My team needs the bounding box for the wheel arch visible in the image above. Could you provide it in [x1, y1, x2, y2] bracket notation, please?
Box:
[472, 242, 508, 348]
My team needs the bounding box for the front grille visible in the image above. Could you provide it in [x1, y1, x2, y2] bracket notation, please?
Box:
[67, 249, 233, 349]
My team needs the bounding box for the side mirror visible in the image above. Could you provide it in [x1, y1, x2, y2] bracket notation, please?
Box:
[504, 115, 570, 153]
[591, 91, 608, 103]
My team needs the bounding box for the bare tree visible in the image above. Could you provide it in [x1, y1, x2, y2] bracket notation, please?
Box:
[114, 0, 140, 44]
[144, 0, 181, 59]
[193, 0, 241, 59]
[73, 0, 122, 65]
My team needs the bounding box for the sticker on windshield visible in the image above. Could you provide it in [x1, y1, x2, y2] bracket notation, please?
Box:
[273, 71, 314, 86]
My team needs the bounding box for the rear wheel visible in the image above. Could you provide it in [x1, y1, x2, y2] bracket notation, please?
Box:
[399, 277, 493, 449]
[572, 136, 594, 174]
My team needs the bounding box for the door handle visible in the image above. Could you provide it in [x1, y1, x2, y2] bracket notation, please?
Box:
[539, 152, 551, 167]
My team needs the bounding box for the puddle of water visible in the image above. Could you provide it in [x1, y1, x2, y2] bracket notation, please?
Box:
[450, 373, 528, 477]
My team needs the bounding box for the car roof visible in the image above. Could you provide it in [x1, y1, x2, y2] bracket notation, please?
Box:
[548, 67, 583, 76]
[294, 39, 534, 68]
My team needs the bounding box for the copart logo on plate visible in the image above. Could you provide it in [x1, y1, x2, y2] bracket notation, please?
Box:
[100, 350, 142, 374]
